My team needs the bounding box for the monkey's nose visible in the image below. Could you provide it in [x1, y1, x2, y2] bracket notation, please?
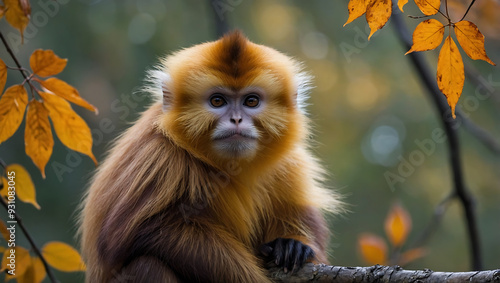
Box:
[230, 117, 243, 125]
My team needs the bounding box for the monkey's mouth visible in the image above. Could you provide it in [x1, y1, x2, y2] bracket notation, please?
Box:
[212, 130, 258, 141]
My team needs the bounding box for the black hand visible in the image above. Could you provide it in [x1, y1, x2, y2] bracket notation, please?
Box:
[259, 238, 315, 273]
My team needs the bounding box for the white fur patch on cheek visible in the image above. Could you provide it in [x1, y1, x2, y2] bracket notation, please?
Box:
[145, 68, 172, 111]
[294, 70, 314, 114]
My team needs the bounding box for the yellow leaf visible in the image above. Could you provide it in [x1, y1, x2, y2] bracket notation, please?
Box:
[0, 6, 5, 19]
[0, 84, 28, 144]
[1, 246, 31, 279]
[4, 0, 30, 37]
[39, 92, 97, 165]
[38, 78, 98, 113]
[42, 242, 86, 272]
[366, 0, 392, 40]
[358, 233, 387, 265]
[25, 100, 54, 178]
[400, 247, 427, 266]
[437, 36, 464, 119]
[454, 21, 496, 66]
[415, 0, 440, 15]
[384, 202, 412, 247]
[30, 49, 68, 77]
[6, 164, 40, 209]
[0, 219, 9, 242]
[406, 19, 445, 54]
[344, 0, 369, 26]
[17, 256, 46, 283]
[0, 58, 7, 94]
[398, 0, 408, 12]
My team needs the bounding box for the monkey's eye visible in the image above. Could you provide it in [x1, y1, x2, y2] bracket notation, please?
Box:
[244, 95, 260, 108]
[210, 95, 227, 107]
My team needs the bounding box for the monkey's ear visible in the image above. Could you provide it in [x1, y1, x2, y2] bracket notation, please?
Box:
[294, 71, 313, 113]
[146, 69, 173, 112]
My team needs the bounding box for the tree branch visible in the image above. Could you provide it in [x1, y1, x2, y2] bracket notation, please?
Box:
[270, 263, 500, 282]
[391, 6, 482, 270]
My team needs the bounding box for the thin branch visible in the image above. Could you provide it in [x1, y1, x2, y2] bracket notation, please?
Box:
[391, 5, 482, 270]
[207, 0, 230, 38]
[458, 109, 500, 155]
[461, 0, 477, 21]
[410, 193, 454, 249]
[270, 263, 500, 282]
[0, 31, 29, 80]
[0, 195, 59, 283]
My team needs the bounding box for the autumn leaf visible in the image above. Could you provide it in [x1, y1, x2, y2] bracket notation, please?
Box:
[366, 0, 392, 40]
[1, 246, 31, 279]
[414, 0, 440, 15]
[42, 242, 86, 272]
[25, 100, 54, 178]
[30, 49, 68, 77]
[406, 19, 445, 54]
[0, 84, 28, 144]
[398, 0, 409, 12]
[384, 202, 412, 247]
[454, 21, 496, 66]
[0, 219, 9, 242]
[0, 58, 7, 94]
[358, 233, 387, 265]
[38, 78, 98, 113]
[6, 164, 41, 209]
[17, 256, 46, 283]
[4, 0, 30, 37]
[437, 36, 464, 119]
[0, 6, 5, 19]
[39, 92, 97, 164]
[344, 0, 369, 26]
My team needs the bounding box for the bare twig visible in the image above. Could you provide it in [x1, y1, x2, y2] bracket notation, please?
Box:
[270, 263, 500, 282]
[0, 31, 29, 80]
[391, 5, 482, 270]
[0, 190, 59, 282]
[461, 0, 477, 21]
[208, 0, 230, 38]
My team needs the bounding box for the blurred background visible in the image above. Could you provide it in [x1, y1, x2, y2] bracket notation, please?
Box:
[0, 0, 499, 281]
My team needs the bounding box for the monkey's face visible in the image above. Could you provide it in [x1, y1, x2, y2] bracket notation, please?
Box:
[205, 87, 263, 159]
[155, 32, 309, 165]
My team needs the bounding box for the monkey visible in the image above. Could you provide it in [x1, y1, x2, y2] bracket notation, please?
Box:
[79, 31, 341, 283]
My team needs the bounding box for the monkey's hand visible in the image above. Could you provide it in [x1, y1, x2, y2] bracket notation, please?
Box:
[259, 238, 315, 274]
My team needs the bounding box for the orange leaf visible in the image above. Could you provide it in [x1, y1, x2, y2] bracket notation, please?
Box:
[30, 49, 68, 77]
[400, 247, 427, 266]
[398, 0, 409, 12]
[38, 78, 98, 113]
[42, 242, 86, 272]
[0, 6, 5, 19]
[31, 257, 47, 283]
[39, 92, 97, 165]
[454, 21, 496, 66]
[4, 0, 30, 37]
[358, 233, 387, 265]
[437, 36, 464, 119]
[344, 0, 369, 26]
[1, 246, 31, 279]
[366, 0, 392, 40]
[414, 0, 440, 15]
[0, 219, 9, 242]
[6, 164, 40, 209]
[0, 84, 28, 144]
[384, 202, 412, 247]
[0, 58, 7, 94]
[406, 19, 445, 54]
[25, 100, 54, 178]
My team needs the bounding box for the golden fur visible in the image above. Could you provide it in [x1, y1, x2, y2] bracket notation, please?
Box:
[79, 31, 341, 282]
